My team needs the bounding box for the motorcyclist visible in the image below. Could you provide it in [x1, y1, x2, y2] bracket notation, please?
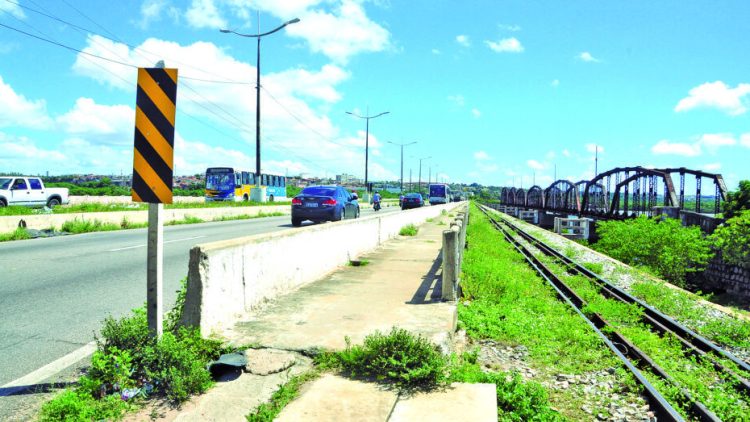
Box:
[372, 191, 382, 211]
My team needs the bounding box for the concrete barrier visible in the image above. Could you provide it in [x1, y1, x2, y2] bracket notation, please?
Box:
[553, 217, 591, 240]
[68, 195, 205, 205]
[181, 202, 467, 335]
[0, 205, 290, 232]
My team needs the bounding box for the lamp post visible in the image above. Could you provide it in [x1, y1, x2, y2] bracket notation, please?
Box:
[220, 16, 300, 202]
[346, 108, 389, 196]
[418, 156, 431, 194]
[386, 140, 416, 193]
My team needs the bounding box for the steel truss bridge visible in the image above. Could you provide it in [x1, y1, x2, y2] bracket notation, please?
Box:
[499, 166, 728, 219]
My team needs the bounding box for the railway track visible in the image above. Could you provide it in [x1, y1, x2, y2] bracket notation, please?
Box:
[476, 204, 750, 421]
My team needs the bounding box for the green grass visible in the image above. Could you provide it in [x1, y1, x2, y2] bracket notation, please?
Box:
[246, 370, 320, 422]
[399, 224, 419, 236]
[0, 227, 31, 242]
[40, 279, 227, 421]
[461, 205, 637, 419]
[348, 259, 370, 267]
[165, 215, 204, 226]
[211, 211, 285, 222]
[61, 219, 121, 234]
[0, 200, 290, 217]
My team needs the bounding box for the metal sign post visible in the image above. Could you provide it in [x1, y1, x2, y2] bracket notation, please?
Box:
[131, 63, 178, 338]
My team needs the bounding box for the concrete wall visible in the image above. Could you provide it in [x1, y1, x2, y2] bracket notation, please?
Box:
[0, 205, 290, 232]
[181, 202, 466, 335]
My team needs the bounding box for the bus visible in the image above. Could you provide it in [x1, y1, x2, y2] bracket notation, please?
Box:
[428, 183, 451, 205]
[205, 167, 287, 202]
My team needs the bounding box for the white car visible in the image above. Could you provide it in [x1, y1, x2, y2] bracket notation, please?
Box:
[0, 176, 70, 208]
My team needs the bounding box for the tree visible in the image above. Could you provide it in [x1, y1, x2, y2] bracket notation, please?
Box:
[593, 216, 714, 287]
[711, 210, 750, 267]
[723, 180, 750, 218]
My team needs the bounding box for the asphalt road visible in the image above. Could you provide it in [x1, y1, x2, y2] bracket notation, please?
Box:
[0, 205, 398, 387]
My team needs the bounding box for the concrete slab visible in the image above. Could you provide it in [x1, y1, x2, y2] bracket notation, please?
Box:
[222, 215, 457, 353]
[275, 374, 398, 422]
[389, 383, 497, 422]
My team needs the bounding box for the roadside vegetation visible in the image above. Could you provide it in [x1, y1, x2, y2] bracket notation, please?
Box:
[0, 211, 286, 240]
[248, 327, 560, 421]
[399, 224, 419, 236]
[461, 205, 636, 420]
[39, 279, 228, 421]
[592, 216, 713, 287]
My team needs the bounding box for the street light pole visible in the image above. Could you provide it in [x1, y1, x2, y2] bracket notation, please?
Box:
[220, 16, 300, 201]
[346, 109, 389, 194]
[387, 140, 416, 193]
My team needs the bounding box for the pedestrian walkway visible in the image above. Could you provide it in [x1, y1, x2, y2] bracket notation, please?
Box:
[128, 209, 496, 421]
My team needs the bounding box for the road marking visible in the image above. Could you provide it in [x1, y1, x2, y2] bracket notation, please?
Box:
[0, 341, 96, 397]
[107, 235, 206, 252]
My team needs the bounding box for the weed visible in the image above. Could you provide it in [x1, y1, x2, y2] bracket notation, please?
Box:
[61, 218, 120, 234]
[166, 215, 204, 226]
[437, 221, 446, 226]
[582, 262, 604, 275]
[425, 217, 434, 223]
[0, 227, 30, 242]
[325, 328, 447, 389]
[441, 210, 448, 216]
[348, 259, 370, 267]
[399, 224, 419, 236]
[563, 246, 579, 259]
[246, 371, 320, 422]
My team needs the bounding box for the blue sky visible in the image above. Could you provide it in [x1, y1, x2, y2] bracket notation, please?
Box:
[0, 0, 748, 190]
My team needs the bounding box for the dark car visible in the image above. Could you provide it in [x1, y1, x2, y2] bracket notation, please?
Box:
[291, 186, 360, 226]
[401, 193, 424, 210]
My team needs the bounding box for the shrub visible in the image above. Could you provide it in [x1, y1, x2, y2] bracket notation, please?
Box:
[399, 224, 418, 236]
[711, 210, 750, 267]
[0, 227, 30, 242]
[722, 180, 750, 219]
[331, 328, 446, 389]
[592, 216, 713, 287]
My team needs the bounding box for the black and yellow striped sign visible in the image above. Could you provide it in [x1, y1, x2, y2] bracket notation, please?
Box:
[132, 67, 178, 204]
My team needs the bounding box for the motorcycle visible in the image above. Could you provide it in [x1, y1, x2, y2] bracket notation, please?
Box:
[373, 200, 381, 211]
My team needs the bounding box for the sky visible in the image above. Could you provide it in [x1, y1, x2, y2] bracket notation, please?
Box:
[0, 0, 748, 190]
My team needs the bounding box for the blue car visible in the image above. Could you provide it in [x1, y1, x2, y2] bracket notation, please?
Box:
[401, 193, 424, 210]
[291, 186, 360, 227]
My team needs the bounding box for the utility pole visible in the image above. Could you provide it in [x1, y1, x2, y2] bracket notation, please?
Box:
[386, 141, 416, 193]
[409, 168, 412, 191]
[594, 144, 599, 177]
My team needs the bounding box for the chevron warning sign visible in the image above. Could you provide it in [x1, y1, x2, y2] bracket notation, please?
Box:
[132, 67, 178, 204]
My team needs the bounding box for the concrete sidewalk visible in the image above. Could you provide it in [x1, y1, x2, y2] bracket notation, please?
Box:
[130, 209, 495, 421]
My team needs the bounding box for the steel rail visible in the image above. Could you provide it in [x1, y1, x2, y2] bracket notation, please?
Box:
[496, 209, 750, 381]
[475, 205, 685, 421]
[476, 204, 728, 421]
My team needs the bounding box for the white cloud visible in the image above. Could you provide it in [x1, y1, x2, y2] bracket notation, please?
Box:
[651, 133, 737, 157]
[431, 48, 441, 55]
[474, 151, 491, 161]
[698, 133, 736, 149]
[283, 0, 391, 64]
[578, 51, 600, 63]
[702, 163, 722, 172]
[56, 98, 134, 145]
[68, 36, 380, 178]
[456, 35, 470, 47]
[0, 1, 24, 18]
[562, 149, 571, 157]
[551, 79, 559, 87]
[138, 0, 180, 29]
[741, 133, 750, 148]
[674, 81, 750, 116]
[185, 0, 227, 29]
[485, 37, 523, 53]
[0, 75, 53, 129]
[527, 159, 545, 170]
[447, 94, 465, 107]
[651, 139, 701, 157]
[471, 108, 481, 118]
[498, 24, 521, 32]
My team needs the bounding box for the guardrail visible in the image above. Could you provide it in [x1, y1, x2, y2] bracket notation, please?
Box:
[441, 204, 469, 300]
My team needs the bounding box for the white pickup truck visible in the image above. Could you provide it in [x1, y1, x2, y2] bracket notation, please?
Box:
[0, 176, 70, 208]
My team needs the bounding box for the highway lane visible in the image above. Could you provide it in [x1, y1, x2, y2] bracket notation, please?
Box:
[0, 206, 398, 386]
